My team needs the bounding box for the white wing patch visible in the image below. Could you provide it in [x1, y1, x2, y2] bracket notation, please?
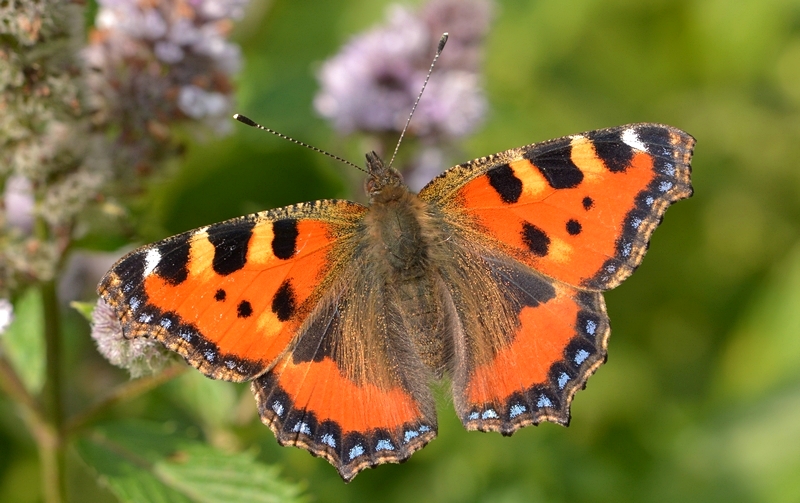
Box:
[143, 248, 162, 277]
[622, 128, 648, 153]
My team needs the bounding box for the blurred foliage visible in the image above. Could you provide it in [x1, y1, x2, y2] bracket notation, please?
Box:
[3, 0, 800, 501]
[76, 420, 306, 503]
[3, 289, 45, 395]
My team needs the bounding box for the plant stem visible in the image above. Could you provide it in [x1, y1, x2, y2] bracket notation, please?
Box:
[0, 354, 63, 501]
[66, 363, 187, 434]
[0, 356, 45, 426]
[41, 280, 66, 503]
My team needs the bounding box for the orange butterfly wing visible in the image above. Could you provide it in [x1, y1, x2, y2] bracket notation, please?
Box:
[422, 123, 693, 289]
[251, 262, 438, 481]
[420, 123, 694, 432]
[98, 199, 437, 481]
[99, 201, 365, 381]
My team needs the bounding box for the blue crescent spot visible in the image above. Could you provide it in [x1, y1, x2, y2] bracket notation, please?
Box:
[537, 395, 553, 408]
[509, 404, 527, 418]
[376, 439, 394, 451]
[349, 444, 365, 460]
[622, 242, 632, 257]
[292, 422, 311, 435]
[321, 433, 336, 448]
[558, 372, 570, 389]
[574, 349, 590, 365]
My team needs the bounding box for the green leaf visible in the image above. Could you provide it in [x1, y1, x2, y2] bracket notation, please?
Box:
[167, 371, 239, 428]
[70, 300, 96, 323]
[2, 288, 45, 394]
[76, 420, 306, 503]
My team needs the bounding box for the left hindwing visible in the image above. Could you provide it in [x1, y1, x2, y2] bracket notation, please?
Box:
[419, 123, 694, 290]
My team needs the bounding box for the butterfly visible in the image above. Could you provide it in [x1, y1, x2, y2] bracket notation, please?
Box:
[98, 122, 693, 481]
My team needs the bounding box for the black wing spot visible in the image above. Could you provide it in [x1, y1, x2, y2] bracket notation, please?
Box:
[566, 219, 582, 236]
[521, 222, 550, 257]
[486, 164, 523, 204]
[582, 196, 594, 210]
[207, 219, 255, 276]
[214, 289, 226, 301]
[527, 139, 584, 189]
[272, 219, 299, 260]
[237, 300, 253, 318]
[586, 129, 633, 173]
[272, 280, 296, 322]
[154, 235, 191, 285]
[635, 124, 672, 148]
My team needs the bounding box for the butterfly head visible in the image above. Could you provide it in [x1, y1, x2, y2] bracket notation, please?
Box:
[365, 151, 407, 203]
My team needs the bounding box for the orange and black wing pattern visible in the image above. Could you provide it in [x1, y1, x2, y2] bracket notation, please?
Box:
[98, 200, 367, 382]
[251, 250, 439, 482]
[421, 123, 694, 290]
[99, 198, 438, 481]
[442, 251, 611, 433]
[421, 123, 693, 433]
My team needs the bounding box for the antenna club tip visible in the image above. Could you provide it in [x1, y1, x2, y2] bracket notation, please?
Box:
[233, 114, 257, 127]
[437, 33, 448, 52]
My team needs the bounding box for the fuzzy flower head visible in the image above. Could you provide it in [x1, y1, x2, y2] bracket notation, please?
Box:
[314, 0, 492, 141]
[84, 0, 248, 176]
[91, 299, 173, 378]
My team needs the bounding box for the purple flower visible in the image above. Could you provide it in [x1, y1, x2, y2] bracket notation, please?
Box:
[314, 0, 492, 141]
[84, 0, 248, 169]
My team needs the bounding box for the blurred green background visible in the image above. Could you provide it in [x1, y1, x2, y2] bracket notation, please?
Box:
[4, 0, 800, 501]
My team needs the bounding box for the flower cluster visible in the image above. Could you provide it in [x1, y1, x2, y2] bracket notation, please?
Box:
[1, 0, 94, 291]
[313, 0, 492, 190]
[1, 0, 249, 377]
[83, 0, 248, 179]
[314, 0, 492, 142]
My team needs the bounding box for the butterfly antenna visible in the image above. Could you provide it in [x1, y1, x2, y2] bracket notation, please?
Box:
[233, 114, 368, 174]
[387, 32, 449, 169]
